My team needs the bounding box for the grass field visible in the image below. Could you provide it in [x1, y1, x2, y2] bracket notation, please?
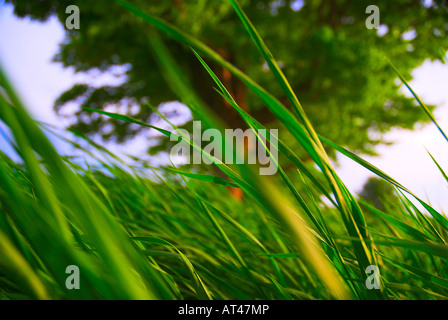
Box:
[0, 0, 447, 300]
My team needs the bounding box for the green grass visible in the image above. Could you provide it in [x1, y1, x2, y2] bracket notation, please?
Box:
[0, 0, 447, 300]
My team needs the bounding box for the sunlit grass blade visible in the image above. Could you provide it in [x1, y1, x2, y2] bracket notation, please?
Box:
[321, 135, 448, 233]
[387, 57, 448, 142]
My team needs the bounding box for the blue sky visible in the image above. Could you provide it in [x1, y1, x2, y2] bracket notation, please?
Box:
[1, 3, 448, 210]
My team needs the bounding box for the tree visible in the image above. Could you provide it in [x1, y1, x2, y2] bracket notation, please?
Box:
[6, 0, 448, 156]
[359, 177, 399, 211]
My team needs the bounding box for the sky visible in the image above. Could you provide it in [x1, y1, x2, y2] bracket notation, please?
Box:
[1, 3, 448, 211]
[336, 60, 448, 212]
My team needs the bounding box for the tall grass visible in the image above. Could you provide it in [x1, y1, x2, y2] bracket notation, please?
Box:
[0, 0, 447, 300]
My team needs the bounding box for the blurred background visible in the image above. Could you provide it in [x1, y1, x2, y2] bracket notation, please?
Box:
[1, 0, 447, 209]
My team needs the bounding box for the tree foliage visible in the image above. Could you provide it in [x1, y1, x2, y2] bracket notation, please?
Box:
[6, 0, 448, 154]
[359, 177, 399, 211]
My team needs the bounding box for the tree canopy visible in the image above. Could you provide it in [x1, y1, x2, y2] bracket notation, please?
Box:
[6, 0, 448, 155]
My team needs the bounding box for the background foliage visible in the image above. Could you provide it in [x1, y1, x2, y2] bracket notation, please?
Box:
[6, 0, 448, 155]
